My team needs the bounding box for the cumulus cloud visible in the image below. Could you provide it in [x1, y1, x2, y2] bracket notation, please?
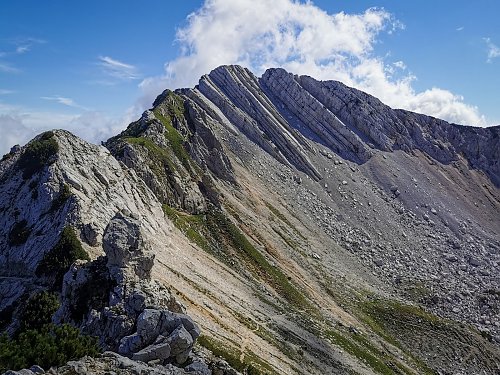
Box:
[140, 0, 487, 126]
[98, 56, 140, 81]
[0, 103, 134, 155]
[484, 37, 500, 63]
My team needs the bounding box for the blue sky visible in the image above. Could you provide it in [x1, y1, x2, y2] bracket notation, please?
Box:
[0, 1, 499, 154]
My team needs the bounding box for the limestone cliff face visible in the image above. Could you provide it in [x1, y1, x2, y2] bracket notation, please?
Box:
[188, 65, 499, 186]
[106, 92, 235, 214]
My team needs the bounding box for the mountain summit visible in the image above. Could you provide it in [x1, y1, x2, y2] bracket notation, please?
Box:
[1, 66, 499, 374]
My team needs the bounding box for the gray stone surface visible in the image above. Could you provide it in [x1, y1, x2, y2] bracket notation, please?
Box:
[119, 309, 199, 364]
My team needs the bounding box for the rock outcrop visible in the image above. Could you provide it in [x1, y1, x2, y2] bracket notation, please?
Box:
[55, 212, 199, 365]
[0, 131, 204, 372]
[176, 65, 499, 186]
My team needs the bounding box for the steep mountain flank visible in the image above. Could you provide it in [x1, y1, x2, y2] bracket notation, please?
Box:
[1, 65, 499, 375]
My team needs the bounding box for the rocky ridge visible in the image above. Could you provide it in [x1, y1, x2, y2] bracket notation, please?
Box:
[1, 65, 500, 374]
[0, 131, 226, 374]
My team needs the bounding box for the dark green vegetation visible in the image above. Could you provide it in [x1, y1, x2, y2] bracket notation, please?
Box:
[68, 257, 116, 323]
[17, 131, 58, 179]
[0, 324, 99, 372]
[163, 204, 310, 310]
[0, 290, 99, 372]
[19, 292, 60, 332]
[8, 220, 31, 246]
[36, 227, 89, 289]
[197, 335, 276, 375]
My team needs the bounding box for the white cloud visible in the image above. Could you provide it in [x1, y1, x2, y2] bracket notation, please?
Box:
[0, 62, 20, 73]
[393, 60, 406, 70]
[140, 0, 487, 126]
[0, 37, 46, 75]
[98, 56, 140, 81]
[0, 107, 75, 155]
[41, 95, 89, 110]
[0, 103, 135, 155]
[456, 26, 464, 31]
[0, 89, 14, 95]
[484, 37, 500, 63]
[16, 46, 30, 54]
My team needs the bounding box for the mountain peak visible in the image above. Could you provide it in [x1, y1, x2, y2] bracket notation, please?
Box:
[1, 66, 500, 374]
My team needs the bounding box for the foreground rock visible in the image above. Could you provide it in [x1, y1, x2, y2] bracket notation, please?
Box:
[0, 131, 206, 372]
[55, 212, 199, 366]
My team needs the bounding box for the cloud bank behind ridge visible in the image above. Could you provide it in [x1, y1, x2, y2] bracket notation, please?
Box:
[141, 0, 486, 127]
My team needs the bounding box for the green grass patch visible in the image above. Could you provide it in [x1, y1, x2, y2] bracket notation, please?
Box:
[363, 299, 440, 326]
[358, 299, 438, 375]
[154, 90, 186, 119]
[207, 210, 310, 310]
[163, 204, 211, 252]
[197, 335, 276, 375]
[325, 329, 400, 375]
[264, 202, 305, 240]
[153, 109, 194, 172]
[124, 136, 178, 175]
[163, 204, 310, 310]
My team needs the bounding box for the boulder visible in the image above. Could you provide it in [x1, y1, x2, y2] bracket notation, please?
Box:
[119, 309, 200, 364]
[103, 212, 155, 280]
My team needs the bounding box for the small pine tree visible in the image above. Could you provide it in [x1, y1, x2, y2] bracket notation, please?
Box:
[0, 324, 100, 372]
[36, 227, 90, 288]
[19, 291, 60, 332]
